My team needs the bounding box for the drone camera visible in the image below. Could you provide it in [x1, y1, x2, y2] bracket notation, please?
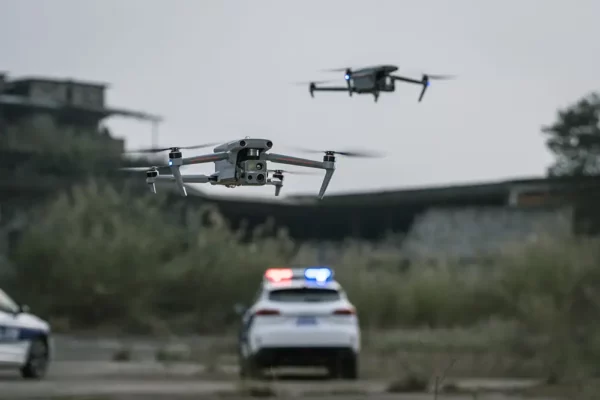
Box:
[244, 172, 266, 185]
[266, 141, 273, 148]
[243, 160, 265, 172]
[239, 140, 247, 147]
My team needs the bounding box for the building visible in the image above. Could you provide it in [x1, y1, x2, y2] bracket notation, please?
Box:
[0, 73, 164, 224]
[167, 175, 600, 241]
[159, 175, 600, 263]
[0, 73, 162, 153]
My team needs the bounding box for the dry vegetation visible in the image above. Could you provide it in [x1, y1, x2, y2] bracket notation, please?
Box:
[3, 179, 600, 389]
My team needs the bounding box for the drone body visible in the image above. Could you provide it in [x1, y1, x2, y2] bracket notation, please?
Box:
[308, 64, 453, 102]
[124, 138, 377, 200]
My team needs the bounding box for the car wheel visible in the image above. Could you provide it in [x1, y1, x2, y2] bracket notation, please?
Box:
[329, 353, 358, 380]
[239, 353, 247, 378]
[240, 355, 262, 380]
[340, 354, 358, 380]
[20, 338, 49, 379]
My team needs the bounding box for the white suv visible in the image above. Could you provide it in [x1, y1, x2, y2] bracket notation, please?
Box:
[236, 267, 360, 380]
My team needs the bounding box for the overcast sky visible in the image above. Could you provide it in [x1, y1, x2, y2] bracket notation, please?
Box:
[1, 0, 599, 198]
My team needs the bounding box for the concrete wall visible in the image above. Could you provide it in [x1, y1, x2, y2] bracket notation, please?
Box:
[290, 206, 574, 267]
[400, 206, 573, 261]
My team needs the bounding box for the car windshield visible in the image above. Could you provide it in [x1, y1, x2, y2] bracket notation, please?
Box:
[268, 288, 340, 303]
[0, 288, 19, 313]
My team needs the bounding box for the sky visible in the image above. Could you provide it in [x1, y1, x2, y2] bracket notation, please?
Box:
[1, 0, 599, 198]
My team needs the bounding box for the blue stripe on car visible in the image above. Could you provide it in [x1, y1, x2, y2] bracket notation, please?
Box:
[0, 325, 47, 343]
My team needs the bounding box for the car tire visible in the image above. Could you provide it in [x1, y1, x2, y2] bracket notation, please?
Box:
[340, 354, 358, 380]
[240, 355, 262, 380]
[329, 352, 358, 380]
[20, 338, 49, 380]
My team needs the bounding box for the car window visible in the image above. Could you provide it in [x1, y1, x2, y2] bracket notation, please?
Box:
[0, 288, 19, 313]
[268, 288, 340, 303]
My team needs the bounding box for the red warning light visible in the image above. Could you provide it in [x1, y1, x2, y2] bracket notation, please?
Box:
[264, 268, 293, 283]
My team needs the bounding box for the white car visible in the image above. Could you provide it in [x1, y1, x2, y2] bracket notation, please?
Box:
[0, 288, 52, 379]
[236, 267, 360, 380]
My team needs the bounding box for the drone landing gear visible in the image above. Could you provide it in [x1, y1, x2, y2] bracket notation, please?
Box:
[373, 92, 379, 102]
[146, 168, 159, 194]
[270, 170, 284, 197]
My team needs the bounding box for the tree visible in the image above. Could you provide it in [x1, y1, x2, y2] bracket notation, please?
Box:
[543, 92, 600, 176]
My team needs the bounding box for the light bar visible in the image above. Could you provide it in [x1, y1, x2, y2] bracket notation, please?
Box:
[264, 267, 335, 284]
[304, 267, 333, 283]
[264, 268, 293, 283]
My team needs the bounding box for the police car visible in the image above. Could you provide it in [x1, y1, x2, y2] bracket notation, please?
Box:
[237, 267, 360, 380]
[0, 288, 52, 379]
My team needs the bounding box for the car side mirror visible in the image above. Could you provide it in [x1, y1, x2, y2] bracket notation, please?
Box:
[233, 303, 247, 316]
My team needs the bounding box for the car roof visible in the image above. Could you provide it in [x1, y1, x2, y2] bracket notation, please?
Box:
[263, 280, 342, 292]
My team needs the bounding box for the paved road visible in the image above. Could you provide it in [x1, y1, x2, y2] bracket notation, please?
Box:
[0, 360, 550, 399]
[0, 335, 553, 399]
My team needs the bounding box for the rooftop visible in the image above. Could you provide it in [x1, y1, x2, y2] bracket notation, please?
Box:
[4, 75, 109, 89]
[286, 175, 600, 205]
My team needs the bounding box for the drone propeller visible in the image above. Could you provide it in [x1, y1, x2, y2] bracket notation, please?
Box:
[292, 80, 332, 86]
[292, 147, 383, 158]
[420, 73, 456, 87]
[118, 166, 167, 171]
[422, 73, 455, 80]
[124, 142, 220, 154]
[417, 73, 455, 102]
[321, 67, 355, 72]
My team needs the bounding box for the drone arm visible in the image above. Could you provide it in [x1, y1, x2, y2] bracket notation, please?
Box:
[169, 165, 187, 196]
[318, 168, 335, 200]
[155, 174, 211, 183]
[181, 152, 229, 166]
[418, 84, 428, 102]
[311, 86, 352, 93]
[389, 75, 422, 85]
[265, 153, 326, 170]
[390, 74, 429, 102]
[179, 174, 211, 183]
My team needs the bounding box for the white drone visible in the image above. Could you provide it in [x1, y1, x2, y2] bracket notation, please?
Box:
[121, 138, 381, 199]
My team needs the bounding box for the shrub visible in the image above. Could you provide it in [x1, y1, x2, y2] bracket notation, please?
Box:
[6, 180, 295, 333]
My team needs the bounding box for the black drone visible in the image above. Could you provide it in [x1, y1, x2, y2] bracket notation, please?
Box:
[302, 64, 454, 102]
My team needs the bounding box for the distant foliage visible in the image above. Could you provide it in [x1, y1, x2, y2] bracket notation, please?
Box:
[5, 179, 600, 350]
[543, 92, 600, 176]
[7, 180, 296, 333]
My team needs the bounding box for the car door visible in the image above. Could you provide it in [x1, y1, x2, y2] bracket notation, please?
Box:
[0, 289, 26, 365]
